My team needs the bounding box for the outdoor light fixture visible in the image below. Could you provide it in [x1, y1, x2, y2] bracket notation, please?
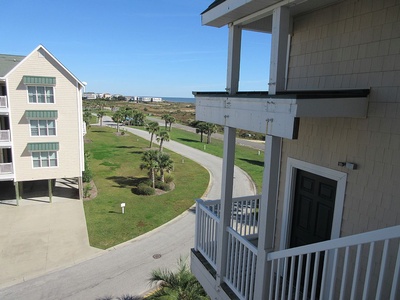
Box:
[338, 162, 357, 170]
[121, 203, 126, 214]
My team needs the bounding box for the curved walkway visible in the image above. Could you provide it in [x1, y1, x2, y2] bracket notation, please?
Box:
[0, 119, 257, 300]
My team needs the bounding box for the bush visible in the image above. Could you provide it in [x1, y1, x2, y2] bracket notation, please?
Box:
[82, 168, 93, 183]
[155, 181, 170, 191]
[136, 183, 155, 195]
[164, 174, 174, 184]
[83, 183, 92, 198]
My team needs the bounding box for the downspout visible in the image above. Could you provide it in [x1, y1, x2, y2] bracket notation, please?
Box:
[284, 34, 292, 91]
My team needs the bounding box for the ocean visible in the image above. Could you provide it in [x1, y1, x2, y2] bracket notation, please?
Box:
[162, 97, 195, 103]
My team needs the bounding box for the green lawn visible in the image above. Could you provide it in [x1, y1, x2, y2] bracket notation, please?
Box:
[83, 127, 209, 249]
[168, 128, 265, 191]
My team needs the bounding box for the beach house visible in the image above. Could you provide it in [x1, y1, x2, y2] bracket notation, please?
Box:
[191, 0, 400, 299]
[0, 45, 85, 203]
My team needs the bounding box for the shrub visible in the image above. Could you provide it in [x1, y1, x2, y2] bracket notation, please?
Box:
[82, 168, 93, 183]
[83, 183, 92, 198]
[164, 174, 174, 184]
[136, 183, 155, 195]
[155, 181, 170, 191]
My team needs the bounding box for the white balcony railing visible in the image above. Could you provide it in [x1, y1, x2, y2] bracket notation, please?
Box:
[0, 163, 13, 174]
[267, 225, 400, 300]
[0, 96, 7, 108]
[0, 130, 10, 142]
[194, 195, 400, 300]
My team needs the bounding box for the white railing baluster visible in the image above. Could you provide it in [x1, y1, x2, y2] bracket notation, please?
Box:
[310, 251, 320, 299]
[362, 242, 375, 300]
[350, 244, 362, 299]
[302, 253, 311, 300]
[376, 239, 389, 300]
[294, 255, 303, 300]
[328, 248, 339, 300]
[282, 256, 289, 300]
[288, 256, 295, 300]
[389, 241, 400, 300]
[269, 259, 276, 300]
[319, 250, 329, 299]
[339, 246, 350, 300]
[275, 258, 282, 300]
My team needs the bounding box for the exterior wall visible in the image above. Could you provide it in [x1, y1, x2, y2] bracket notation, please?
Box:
[275, 0, 400, 249]
[7, 48, 83, 181]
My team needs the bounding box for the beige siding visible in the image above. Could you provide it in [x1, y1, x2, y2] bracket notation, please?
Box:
[7, 48, 83, 181]
[275, 0, 400, 248]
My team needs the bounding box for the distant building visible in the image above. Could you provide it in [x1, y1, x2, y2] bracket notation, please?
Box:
[83, 92, 96, 100]
[151, 97, 162, 102]
[0, 45, 85, 202]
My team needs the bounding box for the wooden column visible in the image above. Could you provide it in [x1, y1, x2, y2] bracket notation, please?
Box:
[48, 179, 53, 203]
[14, 181, 20, 206]
[215, 23, 242, 289]
[269, 6, 290, 94]
[215, 126, 236, 287]
[254, 135, 282, 299]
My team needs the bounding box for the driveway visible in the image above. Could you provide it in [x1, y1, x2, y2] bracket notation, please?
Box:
[0, 119, 257, 299]
[0, 179, 102, 288]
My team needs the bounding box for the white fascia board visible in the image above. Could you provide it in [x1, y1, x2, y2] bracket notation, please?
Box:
[202, 0, 281, 27]
[5, 45, 84, 88]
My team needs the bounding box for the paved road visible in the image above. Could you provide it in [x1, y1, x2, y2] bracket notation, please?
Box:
[148, 116, 265, 151]
[0, 118, 256, 300]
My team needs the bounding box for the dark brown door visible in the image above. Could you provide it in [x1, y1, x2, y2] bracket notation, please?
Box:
[290, 169, 336, 248]
[288, 169, 337, 298]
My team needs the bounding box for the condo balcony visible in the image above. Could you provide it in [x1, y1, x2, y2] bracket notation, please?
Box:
[191, 196, 400, 300]
[0, 95, 9, 114]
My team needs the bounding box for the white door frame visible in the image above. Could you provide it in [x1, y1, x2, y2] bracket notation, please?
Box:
[280, 158, 347, 250]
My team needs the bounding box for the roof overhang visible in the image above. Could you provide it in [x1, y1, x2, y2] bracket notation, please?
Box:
[201, 0, 341, 29]
[194, 90, 370, 139]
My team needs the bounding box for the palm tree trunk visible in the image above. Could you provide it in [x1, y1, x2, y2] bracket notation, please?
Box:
[159, 140, 163, 152]
[151, 168, 155, 188]
[150, 133, 154, 148]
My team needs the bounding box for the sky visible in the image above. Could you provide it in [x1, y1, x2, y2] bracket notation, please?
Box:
[1, 0, 271, 98]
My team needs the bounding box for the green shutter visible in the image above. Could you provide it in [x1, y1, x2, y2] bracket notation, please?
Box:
[25, 110, 58, 119]
[23, 76, 56, 85]
[28, 142, 59, 151]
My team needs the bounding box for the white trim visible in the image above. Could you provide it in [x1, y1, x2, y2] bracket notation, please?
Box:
[280, 158, 347, 250]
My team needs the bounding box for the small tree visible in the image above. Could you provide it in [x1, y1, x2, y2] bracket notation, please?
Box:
[148, 257, 208, 300]
[145, 121, 159, 148]
[161, 114, 170, 129]
[156, 130, 170, 152]
[83, 111, 92, 130]
[112, 110, 124, 133]
[204, 122, 217, 144]
[97, 111, 106, 126]
[140, 150, 159, 188]
[157, 152, 173, 182]
[167, 115, 176, 131]
[195, 122, 207, 143]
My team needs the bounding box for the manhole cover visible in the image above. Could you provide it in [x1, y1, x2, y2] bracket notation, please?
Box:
[153, 254, 162, 259]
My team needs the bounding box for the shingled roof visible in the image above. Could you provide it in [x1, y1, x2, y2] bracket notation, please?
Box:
[202, 0, 226, 14]
[0, 54, 25, 77]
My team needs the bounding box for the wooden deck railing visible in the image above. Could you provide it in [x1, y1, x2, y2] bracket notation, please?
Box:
[267, 225, 400, 300]
[0, 130, 10, 142]
[0, 96, 7, 108]
[0, 163, 13, 174]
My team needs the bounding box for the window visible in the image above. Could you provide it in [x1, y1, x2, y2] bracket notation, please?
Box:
[32, 151, 58, 168]
[30, 120, 56, 136]
[28, 86, 54, 103]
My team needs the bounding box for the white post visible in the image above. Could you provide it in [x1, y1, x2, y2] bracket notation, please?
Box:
[269, 6, 290, 94]
[254, 135, 282, 299]
[215, 126, 236, 288]
[226, 23, 242, 94]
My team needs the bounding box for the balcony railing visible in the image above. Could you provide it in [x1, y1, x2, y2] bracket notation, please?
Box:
[194, 196, 400, 300]
[0, 130, 10, 142]
[267, 225, 400, 300]
[0, 163, 13, 174]
[0, 96, 7, 108]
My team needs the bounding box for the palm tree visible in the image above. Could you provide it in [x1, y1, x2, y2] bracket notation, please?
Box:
[204, 122, 217, 144]
[145, 121, 160, 148]
[83, 111, 92, 129]
[161, 114, 171, 129]
[147, 257, 208, 300]
[97, 111, 106, 126]
[156, 130, 170, 152]
[157, 152, 173, 182]
[195, 122, 207, 143]
[112, 110, 124, 132]
[140, 150, 159, 188]
[133, 111, 145, 126]
[167, 116, 176, 131]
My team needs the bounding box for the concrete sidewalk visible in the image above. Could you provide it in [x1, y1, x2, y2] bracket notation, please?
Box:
[0, 179, 102, 288]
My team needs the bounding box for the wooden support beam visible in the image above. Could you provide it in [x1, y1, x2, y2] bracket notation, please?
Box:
[226, 24, 242, 95]
[48, 179, 53, 203]
[14, 181, 20, 206]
